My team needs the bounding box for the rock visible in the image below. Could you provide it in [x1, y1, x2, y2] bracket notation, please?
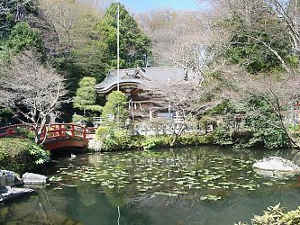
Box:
[0, 186, 34, 203]
[22, 173, 47, 185]
[253, 157, 300, 178]
[0, 170, 23, 186]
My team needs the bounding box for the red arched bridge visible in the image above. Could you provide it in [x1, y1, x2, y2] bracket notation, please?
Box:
[0, 123, 96, 151]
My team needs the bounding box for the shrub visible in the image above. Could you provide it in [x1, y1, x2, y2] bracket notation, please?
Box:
[141, 134, 215, 150]
[94, 125, 216, 152]
[101, 91, 128, 127]
[235, 204, 300, 225]
[141, 136, 171, 150]
[199, 116, 217, 133]
[213, 126, 235, 146]
[0, 138, 50, 173]
[6, 22, 43, 54]
[95, 126, 131, 151]
[178, 134, 214, 146]
[15, 127, 35, 140]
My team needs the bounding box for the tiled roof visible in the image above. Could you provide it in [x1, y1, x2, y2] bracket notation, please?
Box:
[95, 67, 187, 94]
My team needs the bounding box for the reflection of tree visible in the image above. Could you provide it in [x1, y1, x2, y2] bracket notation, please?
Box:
[2, 188, 84, 225]
[87, 154, 103, 167]
[104, 187, 153, 225]
[104, 188, 128, 208]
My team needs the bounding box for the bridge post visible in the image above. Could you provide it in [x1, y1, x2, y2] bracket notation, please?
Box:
[71, 125, 75, 137]
[58, 124, 62, 137]
[83, 128, 86, 140]
[61, 124, 66, 136]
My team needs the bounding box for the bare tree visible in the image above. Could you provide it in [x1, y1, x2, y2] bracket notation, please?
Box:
[39, 0, 103, 52]
[136, 10, 208, 66]
[266, 0, 300, 53]
[0, 51, 69, 144]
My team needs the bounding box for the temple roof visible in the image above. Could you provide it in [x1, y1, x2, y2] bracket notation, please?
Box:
[95, 67, 188, 94]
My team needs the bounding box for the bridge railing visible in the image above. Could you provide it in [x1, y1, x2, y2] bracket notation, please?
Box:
[0, 124, 34, 137]
[43, 123, 96, 140]
[0, 123, 96, 141]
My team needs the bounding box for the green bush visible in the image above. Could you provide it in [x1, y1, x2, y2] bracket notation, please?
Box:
[93, 125, 216, 152]
[141, 136, 171, 150]
[213, 126, 235, 146]
[95, 126, 131, 151]
[141, 134, 215, 150]
[199, 116, 217, 134]
[101, 91, 128, 127]
[236, 204, 300, 225]
[15, 127, 35, 140]
[5, 22, 43, 55]
[178, 134, 215, 146]
[0, 138, 50, 173]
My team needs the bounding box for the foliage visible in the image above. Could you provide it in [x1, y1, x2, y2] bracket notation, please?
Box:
[101, 91, 128, 126]
[95, 3, 152, 69]
[235, 204, 300, 225]
[0, 108, 13, 126]
[72, 113, 88, 124]
[73, 77, 102, 124]
[141, 134, 215, 150]
[199, 116, 217, 134]
[15, 128, 35, 140]
[73, 77, 100, 111]
[207, 100, 233, 115]
[0, 138, 50, 173]
[92, 126, 215, 152]
[7, 22, 43, 53]
[210, 96, 290, 149]
[213, 126, 235, 146]
[0, 0, 38, 39]
[95, 126, 131, 151]
[38, 0, 108, 98]
[0, 22, 44, 60]
[223, 12, 295, 74]
[141, 136, 171, 150]
[242, 96, 290, 149]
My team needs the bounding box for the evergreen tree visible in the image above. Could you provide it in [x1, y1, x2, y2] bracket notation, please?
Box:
[101, 91, 128, 126]
[96, 3, 152, 69]
[73, 77, 102, 124]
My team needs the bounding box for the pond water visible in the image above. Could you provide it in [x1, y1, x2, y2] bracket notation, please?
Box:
[1, 146, 300, 225]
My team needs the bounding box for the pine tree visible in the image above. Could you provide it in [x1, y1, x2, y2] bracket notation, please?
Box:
[73, 77, 102, 124]
[96, 3, 152, 69]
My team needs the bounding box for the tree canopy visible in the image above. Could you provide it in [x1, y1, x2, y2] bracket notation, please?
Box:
[96, 3, 152, 69]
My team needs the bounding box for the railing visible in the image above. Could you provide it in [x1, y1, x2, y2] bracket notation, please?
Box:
[0, 124, 34, 137]
[0, 123, 96, 141]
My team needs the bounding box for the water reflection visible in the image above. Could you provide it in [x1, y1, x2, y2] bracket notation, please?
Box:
[2, 146, 300, 225]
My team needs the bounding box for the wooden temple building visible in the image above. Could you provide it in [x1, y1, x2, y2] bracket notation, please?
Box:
[95, 67, 190, 120]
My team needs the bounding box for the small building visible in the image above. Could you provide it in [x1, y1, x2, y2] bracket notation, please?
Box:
[95, 67, 191, 121]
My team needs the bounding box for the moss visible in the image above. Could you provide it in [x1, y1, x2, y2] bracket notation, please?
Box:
[0, 138, 50, 174]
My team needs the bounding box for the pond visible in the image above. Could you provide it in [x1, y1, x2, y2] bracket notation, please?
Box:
[1, 146, 300, 225]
